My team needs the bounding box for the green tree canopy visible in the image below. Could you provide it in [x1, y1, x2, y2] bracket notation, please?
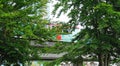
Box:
[0, 0, 50, 65]
[53, 0, 120, 66]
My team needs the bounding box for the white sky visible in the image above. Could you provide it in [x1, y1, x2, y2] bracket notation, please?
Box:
[47, 0, 70, 22]
[47, 0, 83, 29]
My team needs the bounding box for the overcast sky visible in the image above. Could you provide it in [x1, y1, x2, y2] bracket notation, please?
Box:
[47, 0, 70, 22]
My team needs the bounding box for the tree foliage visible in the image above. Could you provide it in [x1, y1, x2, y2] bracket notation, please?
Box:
[53, 0, 120, 66]
[0, 0, 50, 65]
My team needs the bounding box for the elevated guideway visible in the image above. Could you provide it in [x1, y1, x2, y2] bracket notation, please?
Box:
[30, 41, 67, 60]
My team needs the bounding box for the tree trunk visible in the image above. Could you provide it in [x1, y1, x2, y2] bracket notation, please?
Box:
[104, 54, 107, 66]
[104, 54, 110, 66]
[98, 53, 110, 66]
[73, 61, 83, 66]
[98, 53, 104, 66]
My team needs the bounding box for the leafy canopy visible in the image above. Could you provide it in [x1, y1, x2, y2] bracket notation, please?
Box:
[52, 0, 120, 65]
[0, 0, 50, 65]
